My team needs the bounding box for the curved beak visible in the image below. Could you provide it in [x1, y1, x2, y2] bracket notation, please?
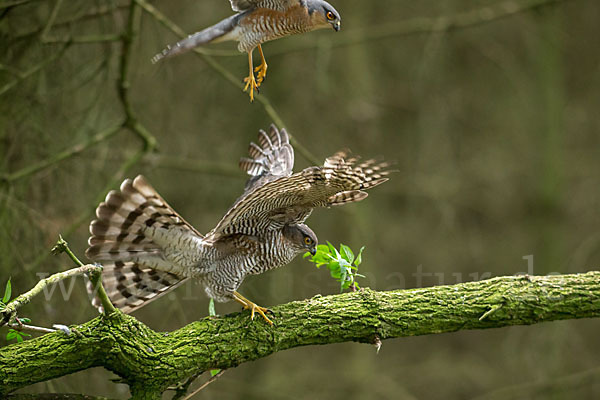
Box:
[309, 247, 317, 256]
[333, 21, 341, 32]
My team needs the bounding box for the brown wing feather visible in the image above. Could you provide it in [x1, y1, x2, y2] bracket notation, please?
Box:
[208, 150, 391, 238]
[239, 124, 294, 193]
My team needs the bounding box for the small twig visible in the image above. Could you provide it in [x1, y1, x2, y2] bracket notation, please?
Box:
[169, 372, 203, 400]
[182, 370, 226, 400]
[479, 304, 504, 321]
[52, 235, 84, 266]
[9, 322, 57, 334]
[373, 335, 382, 354]
[0, 263, 103, 326]
[53, 236, 116, 315]
[40, 0, 64, 40]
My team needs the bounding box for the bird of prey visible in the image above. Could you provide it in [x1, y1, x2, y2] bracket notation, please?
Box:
[151, 0, 341, 102]
[86, 125, 389, 324]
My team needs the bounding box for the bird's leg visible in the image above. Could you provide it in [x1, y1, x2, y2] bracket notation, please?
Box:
[233, 291, 273, 325]
[254, 44, 268, 86]
[243, 50, 259, 102]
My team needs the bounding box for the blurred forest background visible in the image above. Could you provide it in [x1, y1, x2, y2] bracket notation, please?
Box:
[1, 0, 600, 398]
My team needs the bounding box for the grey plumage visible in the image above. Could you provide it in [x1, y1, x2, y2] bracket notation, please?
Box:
[151, 0, 341, 62]
[151, 14, 244, 63]
[86, 124, 390, 318]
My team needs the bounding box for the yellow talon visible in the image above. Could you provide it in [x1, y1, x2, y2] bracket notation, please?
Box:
[243, 50, 260, 102]
[243, 74, 259, 102]
[254, 44, 268, 86]
[233, 291, 273, 325]
[254, 64, 268, 86]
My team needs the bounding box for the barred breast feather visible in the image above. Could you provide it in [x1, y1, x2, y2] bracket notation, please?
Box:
[229, 0, 302, 12]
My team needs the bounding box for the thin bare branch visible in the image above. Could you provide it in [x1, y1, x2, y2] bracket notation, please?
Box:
[9, 322, 57, 334]
[40, 0, 64, 40]
[0, 43, 69, 97]
[0, 263, 103, 326]
[135, 0, 320, 165]
[1, 123, 124, 183]
[183, 370, 226, 400]
[119, 1, 158, 150]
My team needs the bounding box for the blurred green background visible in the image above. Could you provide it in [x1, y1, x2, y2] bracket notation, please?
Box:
[1, 0, 600, 398]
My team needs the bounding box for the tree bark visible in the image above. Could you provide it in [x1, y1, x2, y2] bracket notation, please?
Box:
[1, 272, 600, 398]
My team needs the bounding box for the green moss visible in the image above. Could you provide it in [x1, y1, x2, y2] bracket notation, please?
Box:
[1, 272, 600, 397]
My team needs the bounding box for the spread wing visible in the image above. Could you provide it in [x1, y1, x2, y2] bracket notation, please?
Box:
[229, 0, 302, 12]
[238, 124, 294, 194]
[207, 150, 391, 239]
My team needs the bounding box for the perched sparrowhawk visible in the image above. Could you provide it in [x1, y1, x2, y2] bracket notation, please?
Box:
[86, 125, 389, 324]
[151, 0, 341, 101]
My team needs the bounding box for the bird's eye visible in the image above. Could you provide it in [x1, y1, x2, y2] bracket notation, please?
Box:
[304, 237, 312, 245]
[326, 11, 335, 20]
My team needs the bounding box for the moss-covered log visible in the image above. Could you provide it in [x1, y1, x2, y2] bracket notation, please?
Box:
[1, 272, 600, 398]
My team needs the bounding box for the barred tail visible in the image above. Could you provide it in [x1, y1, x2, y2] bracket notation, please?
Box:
[151, 14, 240, 63]
[86, 175, 202, 313]
[86, 262, 188, 314]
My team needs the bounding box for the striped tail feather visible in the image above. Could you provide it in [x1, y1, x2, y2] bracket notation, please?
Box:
[87, 261, 188, 314]
[86, 175, 201, 313]
[151, 14, 240, 63]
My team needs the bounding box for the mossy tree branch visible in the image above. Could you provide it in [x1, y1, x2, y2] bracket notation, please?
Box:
[1, 271, 600, 398]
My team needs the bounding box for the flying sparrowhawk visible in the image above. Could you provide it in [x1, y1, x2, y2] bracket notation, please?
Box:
[151, 0, 341, 101]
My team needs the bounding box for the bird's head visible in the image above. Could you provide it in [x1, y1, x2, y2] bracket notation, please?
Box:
[283, 224, 318, 256]
[308, 0, 341, 32]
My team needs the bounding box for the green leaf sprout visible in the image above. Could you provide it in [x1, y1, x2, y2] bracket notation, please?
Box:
[304, 242, 365, 292]
[2, 278, 12, 304]
[6, 329, 30, 343]
[1, 278, 12, 308]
